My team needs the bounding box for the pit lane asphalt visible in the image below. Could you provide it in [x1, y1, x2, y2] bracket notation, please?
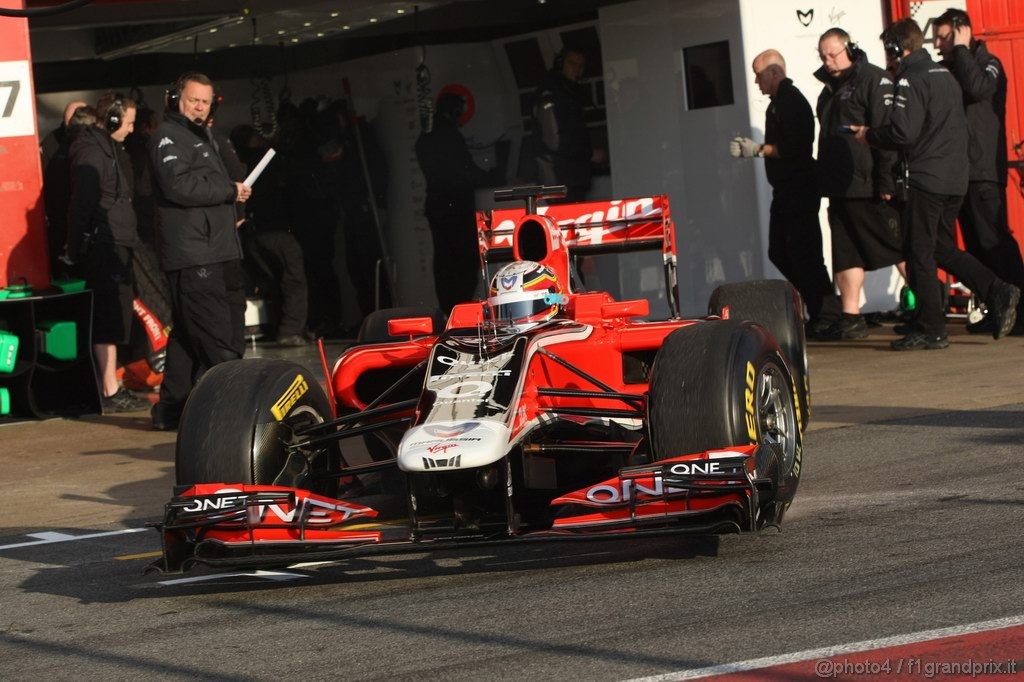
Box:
[1, 326, 1021, 681]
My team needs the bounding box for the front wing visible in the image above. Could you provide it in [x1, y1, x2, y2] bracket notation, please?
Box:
[149, 446, 774, 574]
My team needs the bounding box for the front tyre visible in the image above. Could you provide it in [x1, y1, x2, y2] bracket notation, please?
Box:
[648, 320, 802, 509]
[175, 358, 339, 497]
[708, 279, 809, 434]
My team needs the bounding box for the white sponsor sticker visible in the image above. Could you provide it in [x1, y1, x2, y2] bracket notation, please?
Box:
[0, 61, 34, 139]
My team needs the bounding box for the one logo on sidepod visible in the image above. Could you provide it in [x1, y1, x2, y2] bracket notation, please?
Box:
[423, 422, 480, 438]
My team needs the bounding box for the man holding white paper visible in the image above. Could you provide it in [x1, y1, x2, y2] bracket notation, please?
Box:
[148, 72, 251, 430]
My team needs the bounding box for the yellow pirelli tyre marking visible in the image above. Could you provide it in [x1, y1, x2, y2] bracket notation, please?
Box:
[744, 360, 757, 442]
[793, 380, 804, 436]
[272, 375, 309, 421]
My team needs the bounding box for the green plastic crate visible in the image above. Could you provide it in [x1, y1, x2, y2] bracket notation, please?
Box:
[0, 330, 18, 373]
[37, 320, 77, 362]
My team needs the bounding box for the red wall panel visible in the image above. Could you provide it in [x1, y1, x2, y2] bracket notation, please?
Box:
[0, 1, 49, 289]
[970, 0, 1024, 264]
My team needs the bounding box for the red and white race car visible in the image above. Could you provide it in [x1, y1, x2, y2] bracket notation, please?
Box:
[151, 186, 808, 573]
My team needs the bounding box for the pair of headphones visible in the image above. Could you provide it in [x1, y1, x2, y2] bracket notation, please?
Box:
[948, 9, 969, 31]
[834, 29, 859, 61]
[883, 37, 903, 61]
[103, 93, 126, 133]
[166, 72, 219, 115]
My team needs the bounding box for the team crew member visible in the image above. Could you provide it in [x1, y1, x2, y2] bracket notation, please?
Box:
[416, 92, 494, 313]
[730, 49, 835, 332]
[852, 19, 1020, 349]
[814, 28, 905, 341]
[67, 93, 149, 413]
[42, 99, 88, 275]
[148, 72, 251, 430]
[933, 9, 1024, 334]
[532, 47, 597, 203]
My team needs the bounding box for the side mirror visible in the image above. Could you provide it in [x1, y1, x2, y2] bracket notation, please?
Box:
[388, 317, 434, 338]
[601, 300, 650, 320]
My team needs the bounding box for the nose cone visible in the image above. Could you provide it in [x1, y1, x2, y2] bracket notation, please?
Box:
[398, 420, 511, 472]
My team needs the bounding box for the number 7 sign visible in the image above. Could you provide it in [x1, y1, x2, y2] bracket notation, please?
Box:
[0, 61, 34, 138]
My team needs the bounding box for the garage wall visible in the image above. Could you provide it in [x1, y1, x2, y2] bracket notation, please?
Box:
[601, 0, 895, 316]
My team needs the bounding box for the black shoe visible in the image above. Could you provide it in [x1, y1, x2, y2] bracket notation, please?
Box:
[815, 315, 868, 341]
[276, 334, 309, 347]
[891, 331, 950, 351]
[151, 402, 181, 431]
[814, 320, 842, 341]
[101, 387, 149, 414]
[806, 317, 833, 339]
[840, 315, 868, 339]
[987, 282, 1021, 340]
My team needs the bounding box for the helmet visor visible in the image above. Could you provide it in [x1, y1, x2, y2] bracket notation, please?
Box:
[489, 292, 556, 325]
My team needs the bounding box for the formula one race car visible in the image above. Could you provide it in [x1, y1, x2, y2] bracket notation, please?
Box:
[150, 185, 808, 573]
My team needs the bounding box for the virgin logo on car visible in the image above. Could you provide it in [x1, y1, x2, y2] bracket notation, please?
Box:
[423, 422, 479, 438]
[427, 443, 458, 455]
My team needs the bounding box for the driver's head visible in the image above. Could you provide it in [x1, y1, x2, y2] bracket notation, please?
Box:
[487, 260, 566, 330]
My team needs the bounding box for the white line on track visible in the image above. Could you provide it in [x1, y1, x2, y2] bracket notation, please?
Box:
[0, 528, 148, 551]
[158, 570, 307, 586]
[621, 613, 1024, 681]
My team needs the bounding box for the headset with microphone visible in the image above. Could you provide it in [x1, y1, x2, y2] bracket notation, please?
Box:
[102, 92, 126, 134]
[883, 38, 903, 62]
[165, 72, 219, 117]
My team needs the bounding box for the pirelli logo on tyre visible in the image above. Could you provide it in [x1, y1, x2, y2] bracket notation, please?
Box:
[744, 361, 757, 443]
[271, 375, 308, 421]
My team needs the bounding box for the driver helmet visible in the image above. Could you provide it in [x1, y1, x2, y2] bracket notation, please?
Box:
[487, 260, 567, 330]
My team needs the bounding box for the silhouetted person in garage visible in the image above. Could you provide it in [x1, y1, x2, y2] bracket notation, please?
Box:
[41, 99, 88, 275]
[416, 92, 495, 313]
[532, 47, 597, 202]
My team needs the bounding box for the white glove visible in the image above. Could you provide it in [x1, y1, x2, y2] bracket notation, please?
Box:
[729, 137, 760, 159]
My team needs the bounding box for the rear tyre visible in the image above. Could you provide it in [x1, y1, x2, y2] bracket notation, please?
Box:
[648, 320, 802, 510]
[176, 358, 339, 497]
[708, 280, 810, 433]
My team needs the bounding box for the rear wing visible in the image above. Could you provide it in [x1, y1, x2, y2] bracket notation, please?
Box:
[475, 190, 680, 316]
[477, 194, 675, 259]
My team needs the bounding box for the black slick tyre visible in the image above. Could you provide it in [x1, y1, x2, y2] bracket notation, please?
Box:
[708, 279, 810, 434]
[175, 358, 339, 497]
[648, 319, 803, 514]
